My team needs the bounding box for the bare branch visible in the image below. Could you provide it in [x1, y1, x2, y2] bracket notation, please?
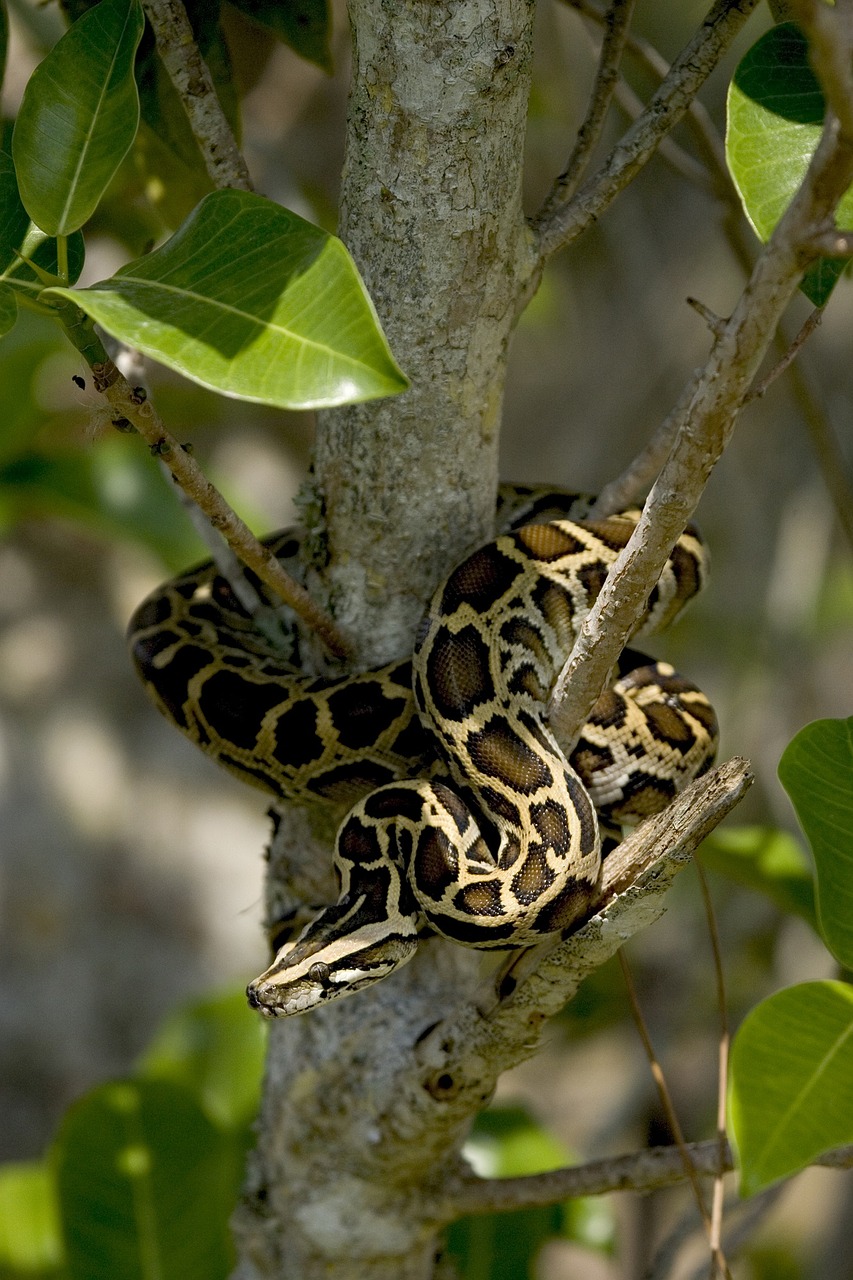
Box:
[140, 0, 254, 192]
[390, 758, 752, 1153]
[531, 0, 760, 268]
[543, 0, 637, 209]
[687, 296, 728, 338]
[791, 0, 853, 142]
[806, 227, 853, 256]
[435, 1140, 853, 1222]
[547, 106, 853, 751]
[60, 318, 351, 658]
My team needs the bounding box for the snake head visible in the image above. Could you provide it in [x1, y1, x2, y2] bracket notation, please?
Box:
[246, 892, 420, 1017]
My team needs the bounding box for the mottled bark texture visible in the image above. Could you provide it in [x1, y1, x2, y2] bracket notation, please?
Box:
[232, 5, 539, 1277]
[309, 0, 538, 667]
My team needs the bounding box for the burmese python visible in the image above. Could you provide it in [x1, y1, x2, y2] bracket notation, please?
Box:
[128, 488, 717, 1016]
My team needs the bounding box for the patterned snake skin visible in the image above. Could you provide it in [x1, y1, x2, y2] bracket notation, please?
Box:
[128, 488, 717, 1016]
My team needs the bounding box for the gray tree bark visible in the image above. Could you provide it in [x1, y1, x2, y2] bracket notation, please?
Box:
[232, 3, 539, 1276]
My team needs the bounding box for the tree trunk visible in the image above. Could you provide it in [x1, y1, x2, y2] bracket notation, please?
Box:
[232, 2, 537, 1276]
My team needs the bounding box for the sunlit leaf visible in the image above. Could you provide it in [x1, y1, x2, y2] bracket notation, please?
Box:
[445, 1107, 613, 1279]
[53, 1079, 234, 1280]
[0, 1160, 64, 1277]
[778, 717, 853, 968]
[46, 189, 409, 408]
[726, 24, 853, 306]
[730, 981, 853, 1194]
[138, 990, 266, 1131]
[12, 0, 144, 235]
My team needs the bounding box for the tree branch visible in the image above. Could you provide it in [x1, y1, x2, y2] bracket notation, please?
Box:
[434, 1140, 853, 1222]
[547, 105, 853, 750]
[387, 758, 752, 1153]
[140, 0, 253, 192]
[60, 316, 350, 658]
[530, 0, 760, 270]
[545, 0, 636, 208]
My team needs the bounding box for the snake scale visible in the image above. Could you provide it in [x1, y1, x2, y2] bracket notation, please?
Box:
[128, 488, 718, 1016]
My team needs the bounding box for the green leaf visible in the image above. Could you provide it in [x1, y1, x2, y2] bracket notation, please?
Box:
[698, 825, 816, 928]
[138, 990, 266, 1131]
[46, 189, 409, 408]
[12, 0, 144, 236]
[778, 717, 853, 968]
[230, 0, 332, 71]
[0, 151, 87, 313]
[730, 980, 853, 1194]
[0, 1160, 65, 1277]
[0, 441, 204, 567]
[726, 23, 853, 306]
[445, 1107, 612, 1279]
[53, 1079, 234, 1280]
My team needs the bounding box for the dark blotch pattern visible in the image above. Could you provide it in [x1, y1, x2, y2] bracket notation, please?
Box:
[272, 699, 325, 769]
[438, 543, 522, 617]
[467, 716, 554, 792]
[414, 827, 458, 899]
[133, 640, 213, 727]
[426, 623, 493, 721]
[326, 680, 407, 750]
[307, 761, 398, 801]
[511, 848, 556, 904]
[364, 786, 427, 823]
[529, 799, 571, 854]
[513, 522, 586, 561]
[198, 670, 288, 751]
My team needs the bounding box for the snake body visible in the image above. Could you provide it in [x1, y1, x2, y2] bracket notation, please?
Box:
[128, 490, 717, 1016]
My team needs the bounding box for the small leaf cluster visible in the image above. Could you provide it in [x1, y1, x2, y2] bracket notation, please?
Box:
[727, 717, 853, 1196]
[0, 992, 267, 1279]
[726, 22, 853, 306]
[0, 0, 407, 408]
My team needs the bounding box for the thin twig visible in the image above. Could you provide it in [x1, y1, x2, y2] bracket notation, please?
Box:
[544, 0, 637, 209]
[695, 862, 731, 1280]
[742, 308, 823, 403]
[547, 102, 853, 752]
[530, 0, 760, 268]
[140, 0, 253, 191]
[60, 314, 351, 657]
[687, 296, 728, 339]
[618, 950, 735, 1280]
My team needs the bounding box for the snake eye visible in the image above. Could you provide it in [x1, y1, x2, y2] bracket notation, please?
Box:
[308, 962, 331, 986]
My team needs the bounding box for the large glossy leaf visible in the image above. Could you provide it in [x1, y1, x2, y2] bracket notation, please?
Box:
[231, 0, 331, 71]
[53, 1079, 234, 1280]
[778, 717, 853, 968]
[12, 0, 144, 236]
[0, 1160, 64, 1277]
[726, 24, 853, 306]
[730, 980, 853, 1195]
[46, 189, 409, 408]
[698, 824, 816, 928]
[138, 990, 266, 1131]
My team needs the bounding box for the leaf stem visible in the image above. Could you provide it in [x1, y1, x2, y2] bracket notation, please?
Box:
[56, 307, 351, 658]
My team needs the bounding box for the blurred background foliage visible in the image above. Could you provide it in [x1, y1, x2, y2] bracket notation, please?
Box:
[0, 1, 851, 1277]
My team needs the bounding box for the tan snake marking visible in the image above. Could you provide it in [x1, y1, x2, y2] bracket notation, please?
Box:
[128, 489, 717, 1016]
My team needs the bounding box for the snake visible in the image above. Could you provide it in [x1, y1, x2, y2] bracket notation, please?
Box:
[128, 488, 718, 1017]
